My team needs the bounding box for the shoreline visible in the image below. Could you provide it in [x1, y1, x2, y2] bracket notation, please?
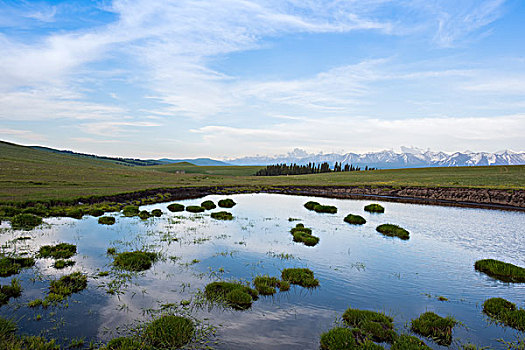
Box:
[20, 185, 522, 212]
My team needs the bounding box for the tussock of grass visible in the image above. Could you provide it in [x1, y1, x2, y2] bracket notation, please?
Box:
[411, 311, 456, 346]
[304, 201, 320, 210]
[320, 327, 357, 349]
[290, 223, 320, 246]
[186, 206, 205, 213]
[65, 208, 83, 219]
[376, 224, 410, 240]
[138, 210, 151, 220]
[89, 208, 104, 217]
[98, 216, 115, 225]
[167, 203, 184, 212]
[474, 259, 525, 283]
[0, 279, 22, 306]
[122, 205, 139, 217]
[201, 200, 216, 210]
[151, 209, 162, 217]
[218, 198, 236, 208]
[483, 297, 525, 331]
[101, 337, 153, 350]
[10, 213, 42, 230]
[210, 211, 233, 220]
[113, 251, 159, 271]
[143, 315, 194, 349]
[344, 214, 366, 225]
[39, 243, 77, 259]
[364, 204, 384, 213]
[343, 307, 396, 343]
[0, 256, 35, 277]
[0, 317, 59, 349]
[281, 268, 319, 288]
[47, 272, 88, 302]
[253, 275, 289, 295]
[53, 259, 75, 269]
[314, 205, 337, 214]
[204, 281, 258, 310]
[391, 334, 431, 350]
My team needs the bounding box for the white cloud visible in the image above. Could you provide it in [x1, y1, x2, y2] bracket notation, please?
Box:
[0, 128, 47, 142]
[80, 121, 162, 137]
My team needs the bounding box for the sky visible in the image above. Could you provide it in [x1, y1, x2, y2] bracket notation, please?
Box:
[0, 0, 524, 159]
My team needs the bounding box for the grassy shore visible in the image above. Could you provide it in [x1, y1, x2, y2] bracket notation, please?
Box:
[1, 141, 524, 203]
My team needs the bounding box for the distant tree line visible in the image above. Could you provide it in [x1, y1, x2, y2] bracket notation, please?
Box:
[254, 162, 376, 176]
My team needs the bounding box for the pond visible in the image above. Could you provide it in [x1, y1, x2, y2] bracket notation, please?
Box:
[1, 193, 524, 349]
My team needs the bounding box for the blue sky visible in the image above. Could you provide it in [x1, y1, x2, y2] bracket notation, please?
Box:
[1, 0, 524, 158]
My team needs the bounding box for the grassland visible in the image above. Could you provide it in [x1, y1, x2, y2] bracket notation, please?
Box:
[1, 141, 524, 203]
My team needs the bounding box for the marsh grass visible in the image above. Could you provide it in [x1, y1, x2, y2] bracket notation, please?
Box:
[314, 205, 337, 214]
[204, 281, 258, 310]
[376, 224, 410, 240]
[39, 243, 77, 259]
[0, 279, 22, 306]
[304, 201, 320, 210]
[411, 311, 457, 346]
[483, 297, 525, 331]
[319, 327, 357, 349]
[113, 251, 159, 272]
[122, 205, 139, 217]
[101, 337, 153, 350]
[343, 307, 396, 343]
[364, 204, 385, 213]
[47, 272, 88, 302]
[0, 256, 35, 277]
[167, 203, 185, 212]
[186, 206, 205, 213]
[10, 213, 42, 230]
[89, 208, 104, 217]
[53, 259, 75, 269]
[98, 216, 116, 225]
[344, 214, 366, 225]
[253, 275, 289, 295]
[290, 223, 320, 246]
[474, 259, 525, 283]
[151, 209, 162, 217]
[210, 211, 233, 220]
[391, 334, 431, 350]
[138, 210, 151, 220]
[281, 268, 319, 288]
[142, 315, 194, 349]
[201, 200, 216, 210]
[0, 317, 59, 349]
[218, 198, 236, 208]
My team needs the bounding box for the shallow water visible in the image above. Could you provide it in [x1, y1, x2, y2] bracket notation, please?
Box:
[1, 193, 524, 349]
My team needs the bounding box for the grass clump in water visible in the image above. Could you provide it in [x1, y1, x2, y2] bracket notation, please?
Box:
[101, 337, 153, 350]
[0, 317, 59, 349]
[10, 213, 42, 230]
[253, 275, 289, 295]
[53, 259, 75, 269]
[98, 216, 115, 225]
[364, 204, 384, 213]
[39, 243, 77, 259]
[186, 205, 205, 213]
[113, 251, 159, 272]
[0, 279, 22, 306]
[290, 223, 319, 247]
[138, 210, 151, 220]
[319, 327, 357, 349]
[89, 208, 104, 217]
[151, 209, 162, 217]
[343, 307, 396, 343]
[344, 214, 366, 225]
[281, 268, 319, 288]
[474, 259, 525, 283]
[218, 198, 236, 208]
[314, 205, 337, 214]
[0, 256, 35, 277]
[47, 272, 88, 302]
[204, 281, 258, 310]
[211, 211, 233, 220]
[167, 203, 184, 212]
[122, 205, 139, 217]
[143, 315, 194, 349]
[411, 311, 456, 346]
[201, 200, 216, 210]
[376, 224, 409, 240]
[304, 201, 320, 210]
[482, 297, 525, 331]
[391, 334, 431, 350]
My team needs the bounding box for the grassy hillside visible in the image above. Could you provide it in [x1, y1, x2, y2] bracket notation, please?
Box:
[1, 141, 524, 203]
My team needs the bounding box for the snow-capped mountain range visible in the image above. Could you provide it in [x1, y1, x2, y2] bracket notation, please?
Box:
[226, 147, 525, 169]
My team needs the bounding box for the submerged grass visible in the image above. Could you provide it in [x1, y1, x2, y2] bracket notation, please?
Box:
[376, 224, 410, 240]
[281, 268, 319, 288]
[204, 281, 258, 310]
[411, 311, 457, 346]
[39, 243, 77, 259]
[344, 214, 366, 225]
[483, 297, 525, 331]
[364, 204, 384, 213]
[474, 259, 525, 283]
[210, 211, 234, 220]
[98, 216, 116, 225]
[113, 251, 159, 272]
